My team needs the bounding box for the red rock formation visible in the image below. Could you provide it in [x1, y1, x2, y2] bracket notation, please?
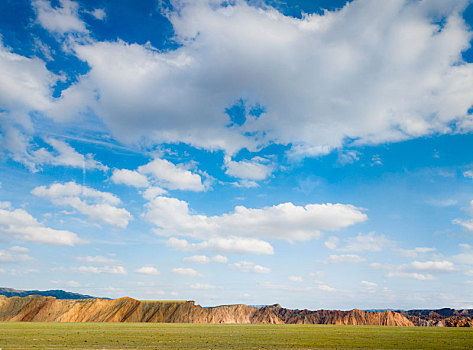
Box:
[0, 295, 415, 326]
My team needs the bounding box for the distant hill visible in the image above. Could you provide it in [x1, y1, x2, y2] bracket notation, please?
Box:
[0, 287, 107, 300]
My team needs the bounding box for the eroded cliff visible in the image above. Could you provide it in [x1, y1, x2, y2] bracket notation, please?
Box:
[0, 295, 414, 326]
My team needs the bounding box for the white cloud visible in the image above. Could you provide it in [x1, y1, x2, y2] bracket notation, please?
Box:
[224, 156, 273, 181]
[324, 254, 366, 264]
[324, 236, 339, 250]
[386, 271, 436, 281]
[0, 249, 34, 263]
[183, 255, 228, 264]
[138, 158, 205, 191]
[317, 283, 335, 292]
[65, 280, 80, 287]
[171, 267, 201, 277]
[57, 0, 473, 158]
[452, 245, 473, 265]
[453, 218, 473, 231]
[410, 260, 454, 272]
[463, 170, 473, 179]
[89, 8, 106, 20]
[32, 182, 132, 228]
[229, 261, 271, 274]
[190, 283, 221, 290]
[288, 276, 303, 282]
[452, 200, 473, 230]
[32, 0, 87, 35]
[50, 279, 81, 288]
[231, 179, 259, 188]
[1, 132, 107, 173]
[75, 255, 118, 265]
[33, 138, 108, 171]
[0, 205, 82, 246]
[0, 37, 56, 114]
[397, 247, 437, 258]
[142, 187, 168, 200]
[340, 232, 392, 252]
[166, 237, 274, 255]
[371, 259, 455, 280]
[146, 196, 366, 241]
[73, 265, 127, 274]
[111, 169, 149, 188]
[135, 266, 160, 276]
[8, 246, 29, 253]
[337, 150, 360, 165]
[361, 280, 377, 288]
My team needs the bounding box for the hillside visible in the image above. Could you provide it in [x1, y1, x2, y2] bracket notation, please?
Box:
[399, 308, 473, 327]
[0, 295, 413, 325]
[0, 287, 105, 300]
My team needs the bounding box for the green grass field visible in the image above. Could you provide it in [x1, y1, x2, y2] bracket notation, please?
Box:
[0, 322, 472, 349]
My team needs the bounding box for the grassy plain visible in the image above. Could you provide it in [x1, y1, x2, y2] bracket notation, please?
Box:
[0, 322, 472, 349]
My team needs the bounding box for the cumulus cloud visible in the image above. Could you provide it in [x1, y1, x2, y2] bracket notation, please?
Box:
[75, 255, 118, 264]
[224, 156, 273, 181]
[142, 186, 168, 200]
[410, 260, 454, 272]
[167, 237, 274, 255]
[386, 271, 436, 281]
[49, 0, 473, 158]
[371, 260, 455, 280]
[317, 283, 336, 292]
[229, 261, 271, 274]
[135, 266, 160, 275]
[171, 267, 201, 277]
[138, 158, 205, 191]
[2, 132, 106, 173]
[361, 280, 377, 288]
[396, 247, 437, 258]
[0, 38, 56, 115]
[324, 236, 339, 250]
[33, 138, 108, 171]
[146, 196, 366, 241]
[88, 8, 106, 20]
[183, 255, 228, 264]
[32, 182, 132, 228]
[452, 244, 473, 265]
[190, 283, 221, 290]
[73, 265, 127, 274]
[0, 204, 82, 245]
[111, 169, 149, 188]
[324, 254, 366, 264]
[0, 249, 34, 264]
[340, 232, 392, 252]
[9, 246, 29, 253]
[51, 280, 81, 288]
[32, 0, 87, 35]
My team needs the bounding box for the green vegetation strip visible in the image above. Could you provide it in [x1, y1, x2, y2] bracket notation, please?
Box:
[0, 322, 472, 349]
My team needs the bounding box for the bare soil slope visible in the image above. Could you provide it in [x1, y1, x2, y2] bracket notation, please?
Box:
[0, 295, 414, 326]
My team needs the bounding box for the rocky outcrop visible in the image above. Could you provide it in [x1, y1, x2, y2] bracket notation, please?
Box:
[399, 308, 473, 327]
[261, 304, 414, 326]
[0, 295, 413, 326]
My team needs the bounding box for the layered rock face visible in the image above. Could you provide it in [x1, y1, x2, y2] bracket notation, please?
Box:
[0, 295, 413, 326]
[399, 308, 473, 327]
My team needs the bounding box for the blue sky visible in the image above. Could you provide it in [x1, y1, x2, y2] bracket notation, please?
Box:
[1, 0, 473, 310]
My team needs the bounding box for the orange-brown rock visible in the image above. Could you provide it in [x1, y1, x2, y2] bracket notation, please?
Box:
[0, 295, 414, 326]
